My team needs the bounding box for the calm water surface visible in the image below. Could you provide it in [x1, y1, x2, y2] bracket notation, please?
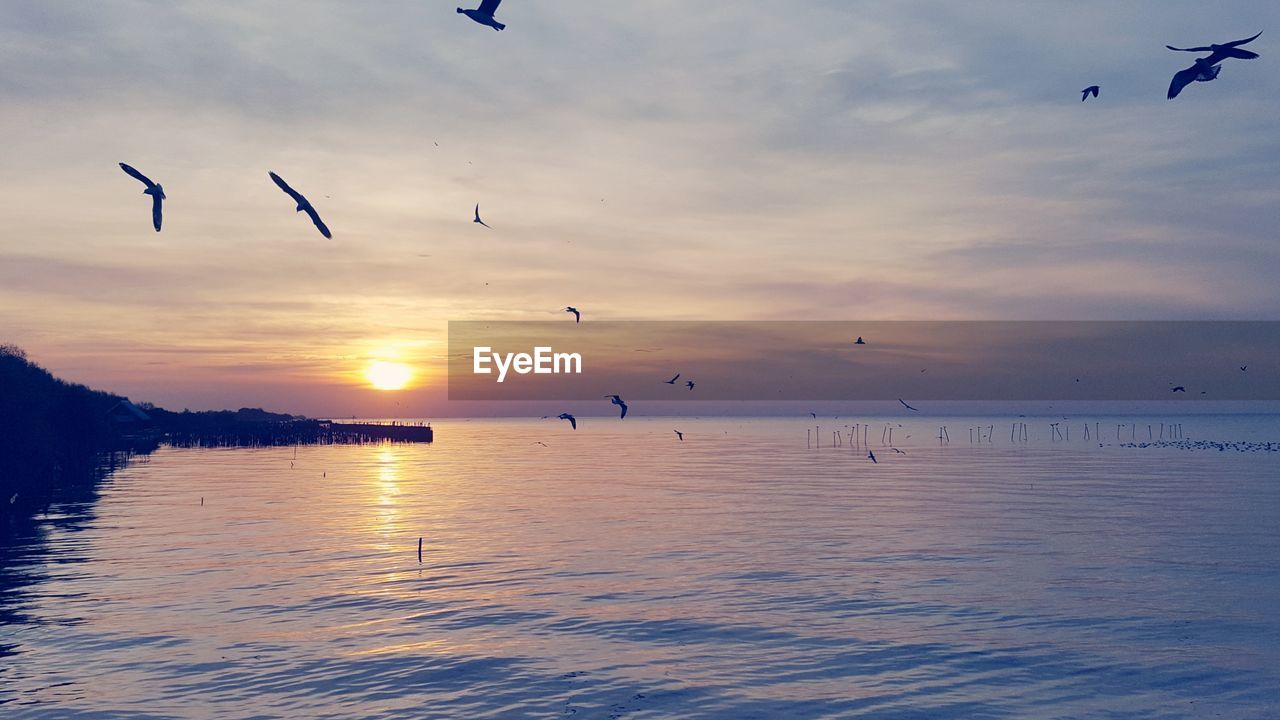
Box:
[2, 416, 1279, 718]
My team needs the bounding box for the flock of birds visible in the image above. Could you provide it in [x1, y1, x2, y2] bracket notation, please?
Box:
[110, 8, 1264, 444]
[1080, 30, 1263, 101]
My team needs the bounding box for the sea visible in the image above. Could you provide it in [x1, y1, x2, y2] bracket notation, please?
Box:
[2, 416, 1278, 719]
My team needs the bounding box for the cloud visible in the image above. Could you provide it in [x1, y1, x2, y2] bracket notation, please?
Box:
[2, 0, 1278, 412]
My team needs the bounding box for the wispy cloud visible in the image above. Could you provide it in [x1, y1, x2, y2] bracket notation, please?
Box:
[2, 0, 1277, 413]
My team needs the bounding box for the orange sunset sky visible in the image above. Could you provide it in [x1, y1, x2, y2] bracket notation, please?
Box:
[2, 1, 1278, 416]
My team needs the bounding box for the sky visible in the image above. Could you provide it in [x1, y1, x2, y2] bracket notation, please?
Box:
[1, 1, 1278, 417]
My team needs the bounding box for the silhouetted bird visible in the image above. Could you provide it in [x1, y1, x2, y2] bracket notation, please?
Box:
[674, 430, 683, 441]
[854, 337, 866, 345]
[564, 306, 580, 323]
[605, 395, 628, 418]
[1166, 31, 1262, 99]
[809, 412, 817, 418]
[557, 413, 577, 430]
[1081, 85, 1100, 101]
[1241, 365, 1248, 372]
[867, 451, 877, 464]
[119, 163, 165, 232]
[1168, 59, 1224, 98]
[1168, 31, 1264, 60]
[269, 172, 331, 238]
[664, 373, 681, 384]
[457, 0, 505, 31]
[1172, 386, 1186, 393]
[686, 380, 695, 391]
[899, 399, 920, 412]
[473, 204, 491, 228]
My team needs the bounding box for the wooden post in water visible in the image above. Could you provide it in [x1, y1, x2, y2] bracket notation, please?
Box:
[418, 537, 423, 563]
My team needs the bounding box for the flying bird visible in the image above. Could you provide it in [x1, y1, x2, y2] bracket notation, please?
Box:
[1167, 31, 1264, 59]
[1168, 58, 1224, 98]
[674, 430, 684, 441]
[854, 337, 866, 345]
[899, 399, 920, 412]
[269, 172, 331, 238]
[557, 413, 577, 430]
[1166, 31, 1263, 99]
[605, 395, 628, 418]
[664, 373, 681, 384]
[1171, 386, 1186, 393]
[1241, 365, 1248, 372]
[473, 204, 491, 228]
[1081, 85, 1100, 101]
[685, 380, 695, 391]
[809, 412, 817, 419]
[564, 306, 580, 323]
[457, 0, 506, 31]
[119, 163, 165, 232]
[867, 451, 877, 464]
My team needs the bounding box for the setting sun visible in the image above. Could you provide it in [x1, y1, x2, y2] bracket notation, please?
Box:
[364, 360, 413, 391]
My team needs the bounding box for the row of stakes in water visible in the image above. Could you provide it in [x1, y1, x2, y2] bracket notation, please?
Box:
[807, 421, 1187, 448]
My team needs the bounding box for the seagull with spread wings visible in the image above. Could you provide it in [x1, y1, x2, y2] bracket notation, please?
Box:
[557, 413, 577, 430]
[1081, 85, 1100, 101]
[457, 0, 506, 31]
[473, 204, 491, 228]
[564, 306, 580, 323]
[119, 163, 165, 232]
[269, 172, 331, 238]
[1167, 31, 1262, 99]
[605, 395, 628, 419]
[664, 373, 681, 384]
[899, 399, 920, 412]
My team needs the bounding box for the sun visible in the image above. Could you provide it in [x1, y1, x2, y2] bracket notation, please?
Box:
[365, 360, 413, 391]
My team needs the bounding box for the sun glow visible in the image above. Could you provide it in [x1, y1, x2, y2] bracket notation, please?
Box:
[365, 360, 413, 391]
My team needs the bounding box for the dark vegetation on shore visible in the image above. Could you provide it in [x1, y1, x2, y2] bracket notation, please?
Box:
[1, 345, 142, 492]
[1, 346, 429, 518]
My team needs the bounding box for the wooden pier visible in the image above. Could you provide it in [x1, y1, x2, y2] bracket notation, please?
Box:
[323, 421, 433, 443]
